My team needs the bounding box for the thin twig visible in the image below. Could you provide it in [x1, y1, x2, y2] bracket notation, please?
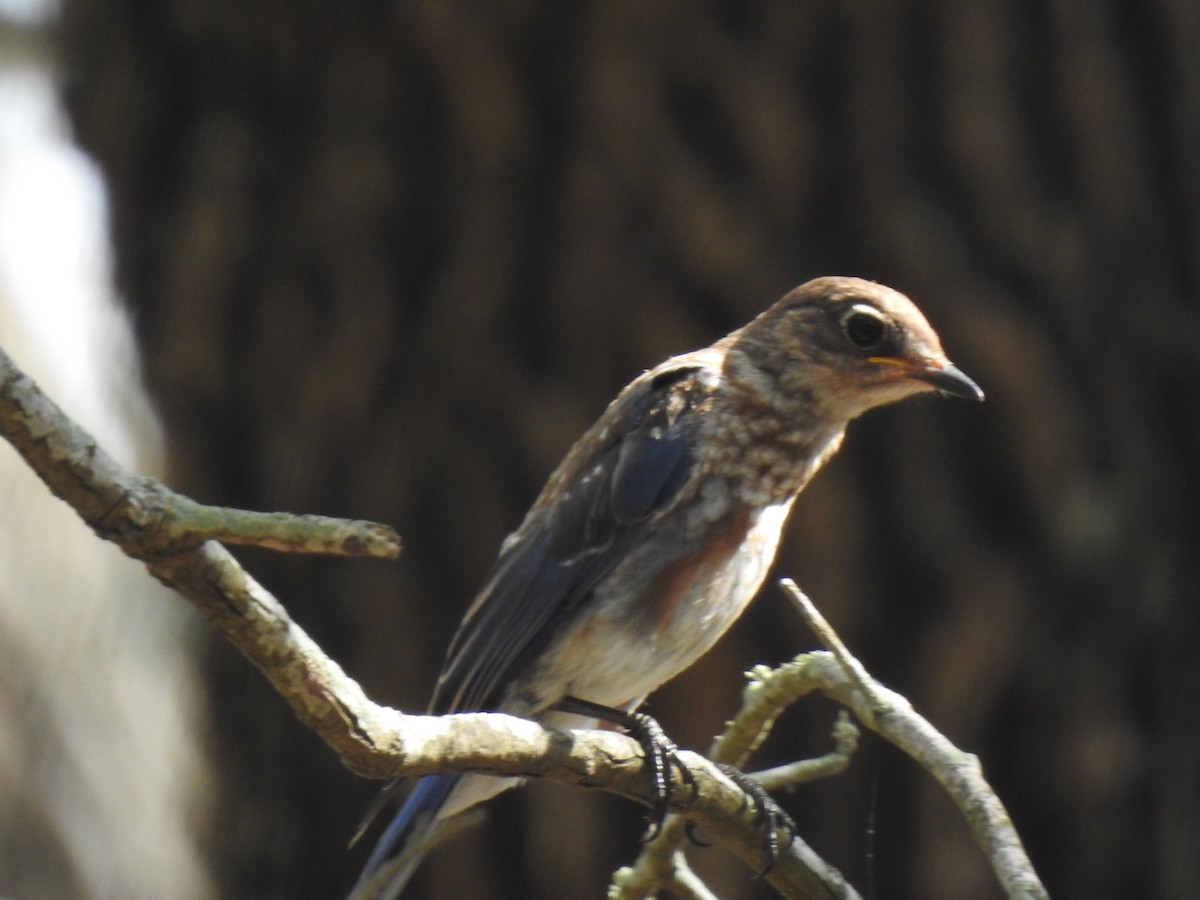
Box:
[0, 348, 400, 561]
[777, 581, 1049, 900]
[753, 711, 859, 792]
[780, 579, 885, 714]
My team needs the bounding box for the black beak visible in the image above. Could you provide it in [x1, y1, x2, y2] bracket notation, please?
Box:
[916, 361, 985, 402]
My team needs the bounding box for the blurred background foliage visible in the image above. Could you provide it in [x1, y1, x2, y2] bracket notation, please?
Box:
[2, 1, 1196, 898]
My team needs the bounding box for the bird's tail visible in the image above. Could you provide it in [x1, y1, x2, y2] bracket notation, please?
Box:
[348, 774, 460, 900]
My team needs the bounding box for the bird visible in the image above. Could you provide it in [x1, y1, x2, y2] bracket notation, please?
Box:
[349, 275, 984, 898]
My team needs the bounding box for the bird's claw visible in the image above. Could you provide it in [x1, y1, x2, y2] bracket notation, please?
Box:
[715, 763, 796, 875]
[553, 697, 696, 842]
[683, 820, 710, 848]
[625, 710, 695, 841]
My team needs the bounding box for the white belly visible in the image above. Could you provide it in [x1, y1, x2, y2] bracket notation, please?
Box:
[527, 499, 794, 713]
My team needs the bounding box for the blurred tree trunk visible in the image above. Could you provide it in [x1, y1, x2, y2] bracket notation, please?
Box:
[57, 2, 1199, 898]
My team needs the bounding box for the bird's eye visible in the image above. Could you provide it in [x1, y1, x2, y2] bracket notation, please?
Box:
[841, 307, 888, 350]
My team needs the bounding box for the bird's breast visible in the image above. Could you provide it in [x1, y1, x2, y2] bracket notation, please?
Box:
[525, 493, 794, 712]
[516, 415, 845, 715]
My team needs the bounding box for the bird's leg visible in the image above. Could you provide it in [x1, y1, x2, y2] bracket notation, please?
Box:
[555, 698, 794, 869]
[556, 695, 694, 839]
[714, 763, 797, 874]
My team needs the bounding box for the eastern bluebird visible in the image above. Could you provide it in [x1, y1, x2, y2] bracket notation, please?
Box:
[351, 276, 983, 898]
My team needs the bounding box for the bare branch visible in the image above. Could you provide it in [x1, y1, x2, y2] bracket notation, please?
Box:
[0, 349, 400, 561]
[780, 580, 1049, 900]
[780, 578, 885, 711]
[615, 664, 867, 899]
[2, 341, 1043, 899]
[611, 847, 720, 900]
[618, 580, 1048, 900]
[0, 343, 855, 898]
[752, 712, 859, 792]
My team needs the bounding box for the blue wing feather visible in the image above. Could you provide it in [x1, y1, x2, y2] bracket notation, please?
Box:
[609, 418, 693, 524]
[432, 363, 708, 714]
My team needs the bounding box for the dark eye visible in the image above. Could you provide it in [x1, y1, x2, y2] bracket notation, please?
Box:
[841, 307, 888, 350]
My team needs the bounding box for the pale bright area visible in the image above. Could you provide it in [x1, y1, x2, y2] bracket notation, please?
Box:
[0, 7, 214, 899]
[0, 20, 158, 463]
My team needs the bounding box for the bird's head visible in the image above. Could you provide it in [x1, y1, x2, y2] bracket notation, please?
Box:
[724, 276, 984, 421]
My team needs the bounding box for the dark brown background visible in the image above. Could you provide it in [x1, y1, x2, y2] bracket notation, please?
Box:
[56, 2, 1199, 898]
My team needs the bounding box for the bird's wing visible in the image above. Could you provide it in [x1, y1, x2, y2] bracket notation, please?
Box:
[430, 363, 715, 715]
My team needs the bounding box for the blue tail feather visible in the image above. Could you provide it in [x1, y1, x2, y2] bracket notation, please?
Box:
[350, 775, 460, 899]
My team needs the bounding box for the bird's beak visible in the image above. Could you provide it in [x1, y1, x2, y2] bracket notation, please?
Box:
[869, 357, 985, 401]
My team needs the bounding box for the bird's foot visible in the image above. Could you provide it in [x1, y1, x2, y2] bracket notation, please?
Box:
[624, 709, 695, 840]
[555, 696, 693, 841]
[715, 763, 796, 875]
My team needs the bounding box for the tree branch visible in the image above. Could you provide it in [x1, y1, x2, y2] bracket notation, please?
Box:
[780, 580, 1049, 900]
[615, 583, 1048, 900]
[0, 343, 854, 898]
[0, 350, 400, 561]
